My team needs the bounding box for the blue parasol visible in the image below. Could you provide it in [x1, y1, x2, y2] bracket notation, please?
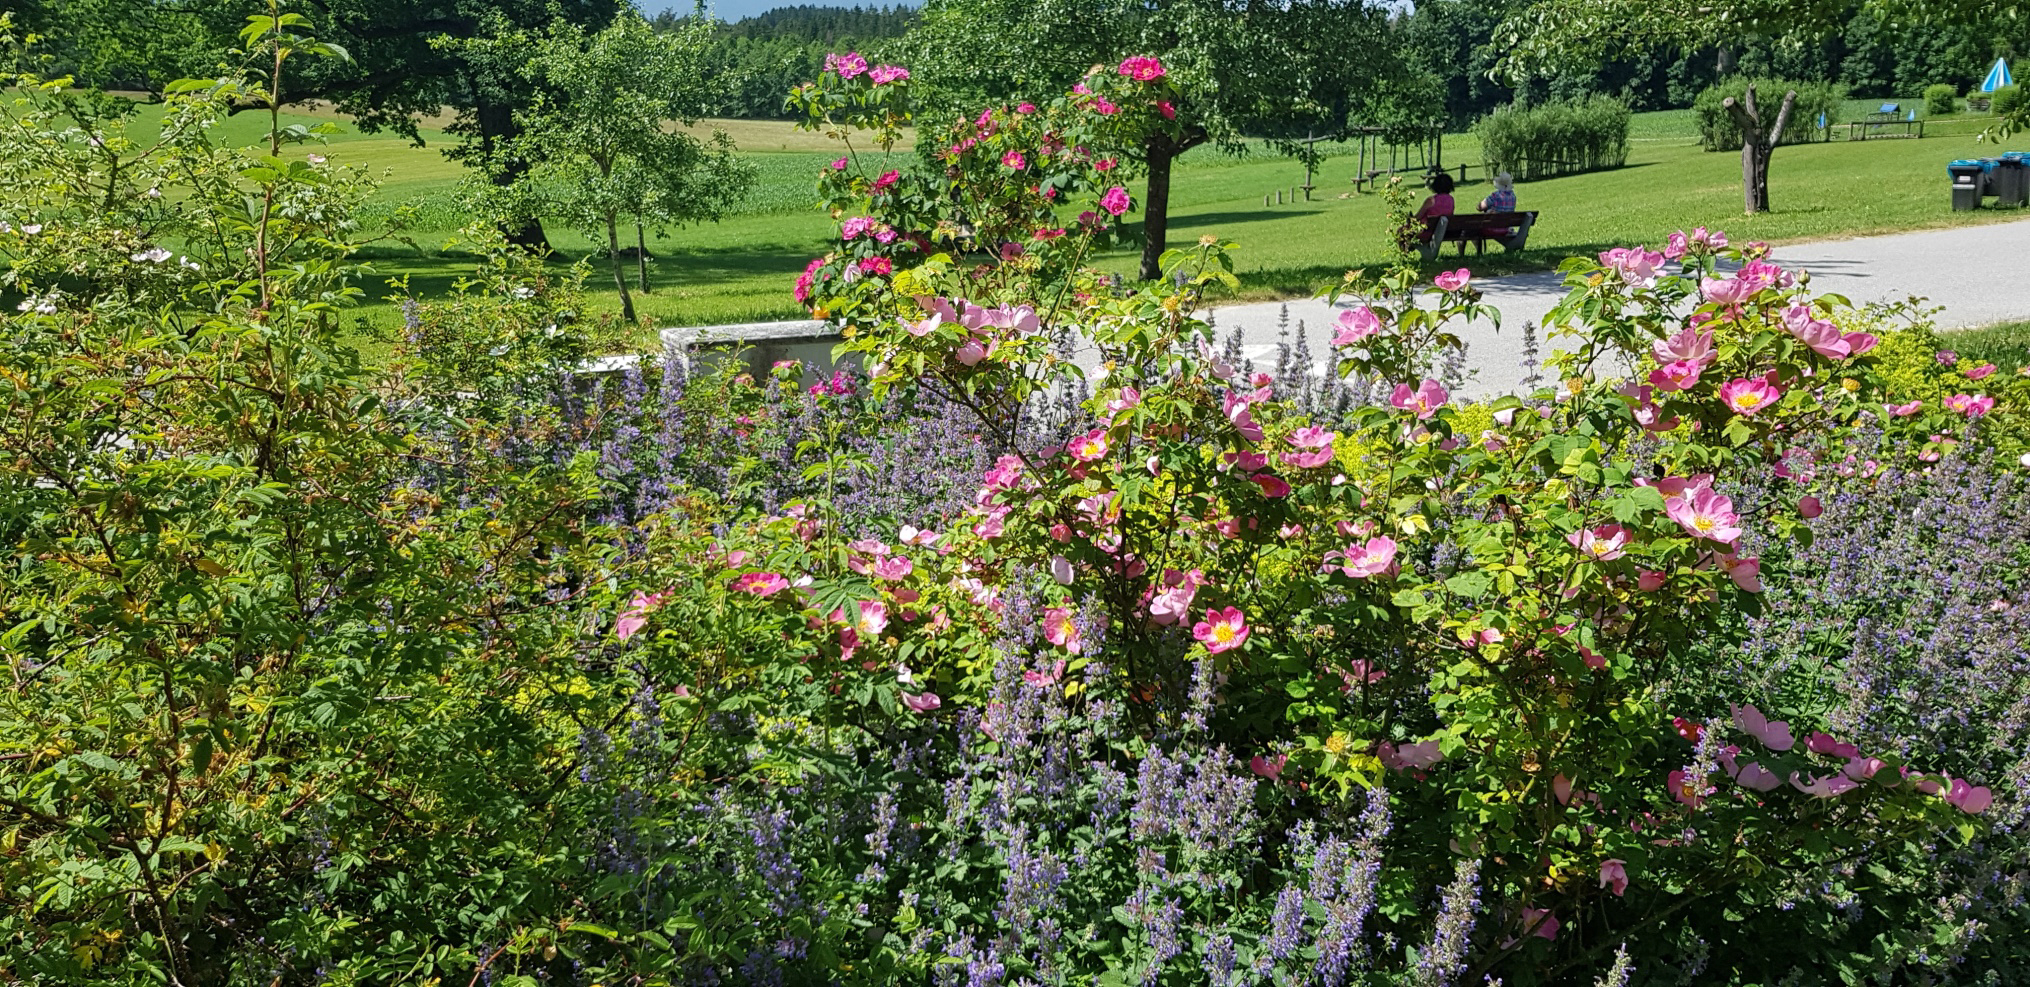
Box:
[1983, 58, 2014, 93]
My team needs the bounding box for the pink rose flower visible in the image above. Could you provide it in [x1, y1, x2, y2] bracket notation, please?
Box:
[902, 690, 941, 713]
[1433, 268, 1471, 292]
[1250, 474, 1292, 498]
[731, 572, 790, 597]
[1380, 740, 1444, 771]
[1665, 487, 1743, 545]
[1599, 859, 1629, 897]
[1637, 570, 1667, 591]
[1117, 55, 1167, 80]
[1718, 376, 1782, 416]
[825, 52, 869, 79]
[1718, 553, 1761, 592]
[1651, 326, 1715, 367]
[1249, 754, 1287, 780]
[1001, 149, 1027, 170]
[1099, 186, 1132, 217]
[1042, 607, 1084, 653]
[1567, 523, 1632, 561]
[1338, 536, 1398, 578]
[1192, 606, 1250, 654]
[868, 64, 910, 85]
[1331, 306, 1383, 346]
[1797, 496, 1823, 519]
[1731, 704, 1795, 751]
[1389, 378, 1448, 419]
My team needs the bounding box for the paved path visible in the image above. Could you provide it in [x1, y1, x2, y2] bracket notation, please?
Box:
[1206, 217, 2030, 398]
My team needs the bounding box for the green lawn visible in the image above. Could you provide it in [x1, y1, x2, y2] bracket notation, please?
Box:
[117, 101, 2030, 341]
[1941, 320, 2030, 373]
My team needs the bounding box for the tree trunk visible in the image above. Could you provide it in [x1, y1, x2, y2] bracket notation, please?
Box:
[636, 221, 651, 294]
[606, 214, 636, 323]
[1137, 137, 1175, 282]
[1722, 84, 1798, 215]
[475, 97, 550, 251]
[1739, 140, 1764, 214]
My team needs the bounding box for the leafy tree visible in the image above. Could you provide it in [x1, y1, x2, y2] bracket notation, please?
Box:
[901, 0, 1405, 281]
[1492, 0, 2030, 204]
[178, 0, 630, 250]
[494, 11, 756, 322]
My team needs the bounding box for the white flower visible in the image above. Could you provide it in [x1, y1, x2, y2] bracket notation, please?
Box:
[20, 224, 41, 235]
[144, 187, 162, 199]
[307, 153, 326, 164]
[18, 294, 58, 315]
[0, 222, 10, 234]
[510, 286, 535, 299]
[131, 247, 172, 264]
[179, 256, 201, 271]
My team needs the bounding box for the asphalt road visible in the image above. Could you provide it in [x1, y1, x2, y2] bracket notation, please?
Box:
[1205, 216, 2030, 398]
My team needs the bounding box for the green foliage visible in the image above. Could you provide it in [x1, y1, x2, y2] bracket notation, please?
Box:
[1691, 77, 1845, 149]
[1925, 82, 1960, 114]
[1995, 83, 2025, 117]
[455, 10, 757, 322]
[1471, 95, 1630, 180]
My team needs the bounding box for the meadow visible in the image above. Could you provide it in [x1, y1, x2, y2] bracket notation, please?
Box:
[131, 99, 2030, 342]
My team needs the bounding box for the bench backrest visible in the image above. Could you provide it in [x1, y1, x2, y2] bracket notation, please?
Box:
[1438, 211, 1536, 231]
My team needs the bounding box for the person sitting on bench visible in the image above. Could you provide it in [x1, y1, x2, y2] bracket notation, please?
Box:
[1414, 172, 1456, 232]
[1477, 172, 1517, 236]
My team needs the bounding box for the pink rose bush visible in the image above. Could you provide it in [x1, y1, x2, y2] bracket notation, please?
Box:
[570, 56, 2028, 983]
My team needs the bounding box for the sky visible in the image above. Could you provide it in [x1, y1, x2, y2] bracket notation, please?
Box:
[647, 0, 917, 24]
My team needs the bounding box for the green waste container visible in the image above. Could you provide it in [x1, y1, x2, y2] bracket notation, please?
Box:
[1950, 159, 1985, 210]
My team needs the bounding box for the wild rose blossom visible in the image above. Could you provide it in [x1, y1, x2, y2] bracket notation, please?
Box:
[1717, 552, 1761, 592]
[901, 690, 940, 713]
[1380, 740, 1443, 771]
[1567, 523, 1631, 561]
[1117, 55, 1166, 80]
[1248, 754, 1286, 780]
[1338, 536, 1398, 578]
[1001, 150, 1027, 170]
[1665, 488, 1743, 545]
[1599, 859, 1629, 897]
[1648, 360, 1706, 392]
[1718, 376, 1781, 416]
[1731, 704, 1794, 751]
[825, 52, 869, 78]
[1331, 306, 1382, 346]
[1069, 427, 1110, 462]
[1651, 326, 1715, 367]
[1433, 268, 1471, 292]
[1042, 607, 1084, 653]
[732, 572, 790, 597]
[1600, 246, 1664, 285]
[867, 64, 909, 85]
[1389, 378, 1448, 419]
[1148, 568, 1206, 625]
[1192, 606, 1250, 654]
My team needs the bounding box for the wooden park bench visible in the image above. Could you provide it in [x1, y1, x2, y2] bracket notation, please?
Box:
[1420, 211, 1538, 261]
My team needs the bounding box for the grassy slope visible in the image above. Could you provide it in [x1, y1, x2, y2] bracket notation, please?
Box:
[120, 102, 2030, 342]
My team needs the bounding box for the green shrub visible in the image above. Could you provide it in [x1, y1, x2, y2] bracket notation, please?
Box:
[1691, 77, 1844, 150]
[1925, 82, 1960, 115]
[1470, 95, 1630, 181]
[1993, 84, 2024, 117]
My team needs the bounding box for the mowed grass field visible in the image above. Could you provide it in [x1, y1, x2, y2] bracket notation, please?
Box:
[118, 100, 2030, 342]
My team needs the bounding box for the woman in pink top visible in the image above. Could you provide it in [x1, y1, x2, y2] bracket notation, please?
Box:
[1415, 172, 1456, 223]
